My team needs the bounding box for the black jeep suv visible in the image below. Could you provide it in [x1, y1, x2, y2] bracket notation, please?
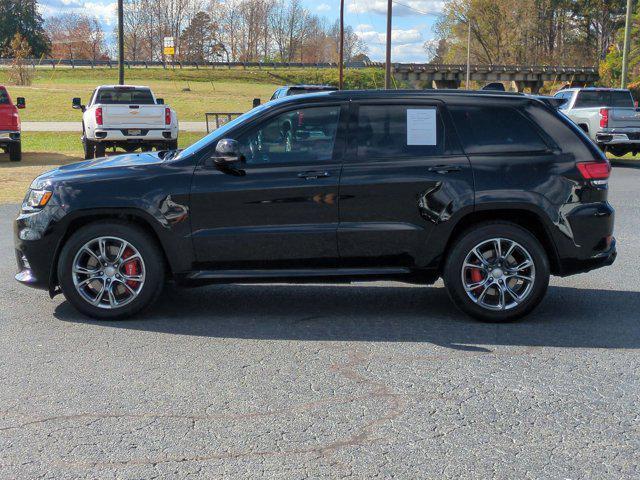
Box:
[14, 90, 616, 322]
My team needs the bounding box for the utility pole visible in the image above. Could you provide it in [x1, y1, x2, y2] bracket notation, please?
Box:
[117, 0, 125, 85]
[385, 0, 392, 89]
[621, 0, 633, 88]
[339, 0, 344, 89]
[466, 19, 471, 89]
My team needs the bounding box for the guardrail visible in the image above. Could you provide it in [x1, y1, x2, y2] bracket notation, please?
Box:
[0, 58, 598, 74]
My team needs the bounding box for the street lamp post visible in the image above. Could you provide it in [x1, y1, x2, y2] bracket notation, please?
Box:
[466, 17, 471, 89]
[385, 0, 392, 89]
[621, 0, 633, 88]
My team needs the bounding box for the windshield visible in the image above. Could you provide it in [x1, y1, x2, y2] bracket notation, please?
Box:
[97, 88, 155, 105]
[175, 104, 270, 159]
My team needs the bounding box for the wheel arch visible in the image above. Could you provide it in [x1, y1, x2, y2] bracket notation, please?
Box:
[49, 209, 174, 296]
[441, 208, 561, 275]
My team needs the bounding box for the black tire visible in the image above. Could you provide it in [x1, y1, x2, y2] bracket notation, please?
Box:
[94, 142, 106, 158]
[8, 142, 21, 161]
[57, 221, 165, 320]
[443, 221, 550, 323]
[83, 138, 95, 159]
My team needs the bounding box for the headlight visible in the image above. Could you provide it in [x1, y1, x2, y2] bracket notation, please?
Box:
[23, 189, 52, 209]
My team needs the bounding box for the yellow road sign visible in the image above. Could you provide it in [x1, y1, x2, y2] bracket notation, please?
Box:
[164, 46, 175, 56]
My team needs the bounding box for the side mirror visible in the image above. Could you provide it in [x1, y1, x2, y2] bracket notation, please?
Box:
[214, 138, 240, 164]
[15, 97, 25, 109]
[156, 98, 164, 105]
[72, 97, 83, 110]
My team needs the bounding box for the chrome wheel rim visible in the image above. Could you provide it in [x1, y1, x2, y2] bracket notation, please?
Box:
[72, 236, 146, 309]
[461, 238, 535, 311]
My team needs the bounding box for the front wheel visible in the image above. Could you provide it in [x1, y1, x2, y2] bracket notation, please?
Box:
[443, 222, 550, 322]
[57, 222, 165, 320]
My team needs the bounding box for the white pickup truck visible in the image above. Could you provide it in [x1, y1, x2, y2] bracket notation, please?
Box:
[72, 85, 178, 159]
[554, 87, 640, 157]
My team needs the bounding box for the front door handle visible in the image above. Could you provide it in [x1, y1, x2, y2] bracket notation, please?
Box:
[298, 171, 331, 179]
[428, 165, 462, 174]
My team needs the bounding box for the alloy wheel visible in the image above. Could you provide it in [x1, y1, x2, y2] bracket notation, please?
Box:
[461, 237, 536, 311]
[71, 236, 146, 309]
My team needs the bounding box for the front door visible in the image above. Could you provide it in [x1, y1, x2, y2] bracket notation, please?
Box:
[190, 103, 345, 268]
[337, 101, 474, 267]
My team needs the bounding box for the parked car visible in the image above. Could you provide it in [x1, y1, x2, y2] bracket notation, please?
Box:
[0, 86, 25, 161]
[72, 85, 178, 159]
[15, 90, 616, 322]
[554, 87, 640, 156]
[270, 84, 337, 100]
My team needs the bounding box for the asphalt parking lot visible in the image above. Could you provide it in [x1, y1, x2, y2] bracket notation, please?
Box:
[1, 165, 639, 479]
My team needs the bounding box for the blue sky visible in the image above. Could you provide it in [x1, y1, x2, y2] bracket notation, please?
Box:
[38, 0, 444, 62]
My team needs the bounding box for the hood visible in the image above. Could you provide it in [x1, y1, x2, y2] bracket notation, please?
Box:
[32, 151, 167, 188]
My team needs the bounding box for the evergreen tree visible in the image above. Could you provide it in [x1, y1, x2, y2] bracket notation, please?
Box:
[0, 0, 50, 57]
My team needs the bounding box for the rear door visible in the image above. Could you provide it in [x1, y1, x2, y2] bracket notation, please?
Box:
[337, 99, 474, 267]
[0, 87, 16, 131]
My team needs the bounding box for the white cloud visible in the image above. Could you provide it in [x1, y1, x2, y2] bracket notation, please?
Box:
[348, 0, 444, 17]
[316, 3, 331, 12]
[356, 24, 429, 62]
[39, 0, 117, 25]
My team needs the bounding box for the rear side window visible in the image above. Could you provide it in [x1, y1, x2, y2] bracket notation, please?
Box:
[449, 105, 549, 154]
[574, 90, 634, 108]
[356, 104, 454, 159]
[96, 88, 155, 105]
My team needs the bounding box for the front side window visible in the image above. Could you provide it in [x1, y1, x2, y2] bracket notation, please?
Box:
[449, 105, 549, 154]
[237, 106, 340, 165]
[356, 104, 447, 159]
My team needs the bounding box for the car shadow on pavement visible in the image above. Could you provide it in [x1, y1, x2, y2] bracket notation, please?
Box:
[54, 284, 640, 350]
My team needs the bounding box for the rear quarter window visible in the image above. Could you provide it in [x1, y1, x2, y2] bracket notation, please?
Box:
[449, 105, 549, 154]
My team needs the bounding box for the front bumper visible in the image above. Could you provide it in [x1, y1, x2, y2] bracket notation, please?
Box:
[14, 207, 62, 292]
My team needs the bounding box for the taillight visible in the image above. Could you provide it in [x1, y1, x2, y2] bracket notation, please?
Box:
[577, 160, 611, 183]
[599, 108, 609, 128]
[95, 107, 103, 126]
[165, 107, 171, 125]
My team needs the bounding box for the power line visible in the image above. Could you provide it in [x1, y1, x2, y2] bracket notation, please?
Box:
[390, 1, 442, 17]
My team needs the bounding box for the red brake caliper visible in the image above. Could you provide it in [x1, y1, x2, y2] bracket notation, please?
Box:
[470, 266, 484, 293]
[122, 248, 139, 288]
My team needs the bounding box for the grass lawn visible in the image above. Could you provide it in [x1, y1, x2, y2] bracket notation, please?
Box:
[0, 67, 385, 123]
[0, 131, 206, 204]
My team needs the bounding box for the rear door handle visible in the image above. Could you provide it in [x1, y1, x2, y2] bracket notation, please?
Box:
[428, 165, 461, 174]
[298, 171, 331, 179]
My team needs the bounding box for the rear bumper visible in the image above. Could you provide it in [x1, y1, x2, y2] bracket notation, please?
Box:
[596, 130, 640, 145]
[0, 130, 20, 145]
[91, 128, 177, 143]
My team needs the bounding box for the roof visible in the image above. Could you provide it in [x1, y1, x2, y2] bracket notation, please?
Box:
[560, 87, 630, 92]
[284, 84, 337, 90]
[97, 85, 153, 90]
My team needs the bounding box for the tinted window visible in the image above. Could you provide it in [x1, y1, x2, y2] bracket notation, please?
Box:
[356, 105, 450, 158]
[574, 90, 634, 108]
[449, 105, 548, 154]
[237, 106, 340, 165]
[97, 88, 155, 105]
[0, 88, 9, 105]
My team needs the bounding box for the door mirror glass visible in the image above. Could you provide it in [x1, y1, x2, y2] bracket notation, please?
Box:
[15, 97, 26, 109]
[214, 138, 240, 163]
[72, 97, 83, 110]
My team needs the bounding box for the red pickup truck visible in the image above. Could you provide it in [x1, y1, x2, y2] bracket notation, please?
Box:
[0, 86, 25, 161]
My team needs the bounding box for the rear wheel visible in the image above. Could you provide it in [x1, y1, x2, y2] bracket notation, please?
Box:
[82, 138, 95, 159]
[443, 222, 550, 322]
[8, 142, 21, 161]
[94, 142, 106, 158]
[57, 222, 165, 320]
